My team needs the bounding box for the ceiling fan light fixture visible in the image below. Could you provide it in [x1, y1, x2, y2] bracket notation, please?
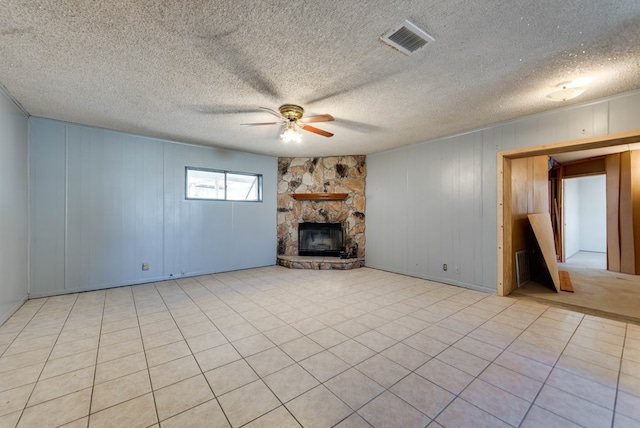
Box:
[281, 121, 302, 143]
[243, 104, 333, 141]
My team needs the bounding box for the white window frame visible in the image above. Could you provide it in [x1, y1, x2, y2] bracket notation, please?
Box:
[185, 167, 263, 202]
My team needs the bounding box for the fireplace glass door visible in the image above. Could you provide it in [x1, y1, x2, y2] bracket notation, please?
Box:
[298, 223, 343, 257]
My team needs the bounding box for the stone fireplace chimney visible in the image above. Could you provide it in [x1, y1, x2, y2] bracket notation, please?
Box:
[277, 156, 366, 258]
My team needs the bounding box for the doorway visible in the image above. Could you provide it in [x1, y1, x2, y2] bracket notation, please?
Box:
[497, 129, 640, 296]
[562, 175, 607, 269]
[497, 129, 640, 321]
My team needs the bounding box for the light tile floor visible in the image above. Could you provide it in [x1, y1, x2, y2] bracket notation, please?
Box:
[1, 266, 639, 428]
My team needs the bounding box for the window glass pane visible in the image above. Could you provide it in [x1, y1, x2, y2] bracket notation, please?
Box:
[227, 173, 261, 201]
[186, 169, 225, 200]
[185, 167, 262, 202]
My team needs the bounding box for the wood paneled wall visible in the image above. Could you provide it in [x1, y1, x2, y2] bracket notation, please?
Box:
[607, 154, 622, 271]
[502, 156, 549, 296]
[607, 150, 640, 274]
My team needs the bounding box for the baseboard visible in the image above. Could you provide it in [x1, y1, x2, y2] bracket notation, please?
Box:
[0, 295, 28, 327]
[27, 263, 279, 299]
[364, 263, 498, 295]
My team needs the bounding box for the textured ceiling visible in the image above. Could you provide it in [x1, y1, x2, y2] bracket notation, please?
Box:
[1, 1, 640, 157]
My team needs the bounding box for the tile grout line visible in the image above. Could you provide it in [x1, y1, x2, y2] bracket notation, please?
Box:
[3, 267, 636, 428]
[85, 289, 108, 426]
[403, 293, 527, 426]
[187, 273, 555, 426]
[195, 273, 388, 427]
[0, 301, 45, 360]
[511, 306, 582, 428]
[204, 275, 350, 418]
[306, 279, 506, 425]
[162, 277, 239, 428]
[188, 275, 310, 428]
[610, 323, 628, 428]
[14, 294, 84, 427]
[131, 282, 163, 428]
[263, 284, 506, 425]
[405, 297, 594, 426]
[514, 309, 614, 427]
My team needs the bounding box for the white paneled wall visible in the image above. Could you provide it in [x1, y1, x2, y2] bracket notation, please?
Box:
[29, 120, 66, 292]
[29, 118, 276, 297]
[579, 175, 606, 252]
[368, 133, 487, 290]
[610, 92, 640, 133]
[564, 178, 581, 259]
[367, 90, 640, 292]
[563, 175, 606, 258]
[65, 127, 165, 290]
[163, 143, 276, 277]
[0, 90, 29, 324]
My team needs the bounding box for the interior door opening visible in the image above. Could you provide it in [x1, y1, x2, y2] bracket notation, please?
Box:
[497, 129, 640, 297]
[497, 129, 640, 322]
[562, 175, 607, 269]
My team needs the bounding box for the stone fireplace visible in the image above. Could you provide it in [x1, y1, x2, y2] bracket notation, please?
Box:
[277, 156, 365, 269]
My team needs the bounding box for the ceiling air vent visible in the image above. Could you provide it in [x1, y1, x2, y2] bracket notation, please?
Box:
[381, 20, 434, 55]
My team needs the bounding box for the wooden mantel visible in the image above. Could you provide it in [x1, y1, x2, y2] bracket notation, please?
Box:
[292, 193, 348, 201]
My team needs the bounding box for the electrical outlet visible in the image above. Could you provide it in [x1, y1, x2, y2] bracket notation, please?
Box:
[443, 264, 448, 271]
[142, 263, 149, 271]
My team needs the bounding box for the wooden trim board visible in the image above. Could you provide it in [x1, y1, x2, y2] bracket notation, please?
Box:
[499, 130, 640, 159]
[620, 151, 635, 273]
[559, 270, 574, 292]
[528, 213, 561, 293]
[292, 193, 348, 201]
[606, 153, 621, 272]
[497, 154, 507, 296]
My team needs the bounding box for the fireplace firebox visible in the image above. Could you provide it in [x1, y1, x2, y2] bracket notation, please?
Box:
[298, 223, 343, 257]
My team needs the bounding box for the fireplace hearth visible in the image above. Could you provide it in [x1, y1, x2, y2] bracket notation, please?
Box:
[298, 222, 343, 257]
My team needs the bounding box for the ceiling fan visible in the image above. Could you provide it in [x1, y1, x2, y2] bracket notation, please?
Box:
[241, 104, 334, 142]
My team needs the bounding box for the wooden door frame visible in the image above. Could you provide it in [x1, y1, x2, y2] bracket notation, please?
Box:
[497, 129, 640, 296]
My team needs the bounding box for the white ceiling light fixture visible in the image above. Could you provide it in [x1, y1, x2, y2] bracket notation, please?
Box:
[546, 77, 596, 102]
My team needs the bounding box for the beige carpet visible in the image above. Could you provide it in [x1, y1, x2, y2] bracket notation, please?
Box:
[513, 264, 640, 324]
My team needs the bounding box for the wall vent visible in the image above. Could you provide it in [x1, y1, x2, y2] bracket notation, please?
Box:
[515, 250, 531, 287]
[380, 20, 434, 55]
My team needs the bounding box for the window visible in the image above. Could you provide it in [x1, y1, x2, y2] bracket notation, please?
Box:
[186, 167, 262, 202]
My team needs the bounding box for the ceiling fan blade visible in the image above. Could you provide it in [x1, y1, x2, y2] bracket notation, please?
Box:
[302, 114, 334, 123]
[240, 122, 281, 126]
[300, 124, 334, 137]
[259, 107, 285, 119]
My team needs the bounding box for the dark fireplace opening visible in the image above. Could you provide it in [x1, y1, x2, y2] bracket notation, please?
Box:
[298, 222, 343, 257]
